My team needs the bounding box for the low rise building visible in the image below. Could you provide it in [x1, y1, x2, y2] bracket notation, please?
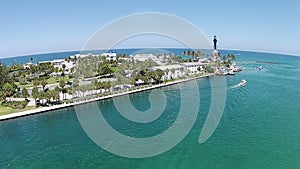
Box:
[149, 64, 185, 81]
[101, 52, 117, 61]
[182, 62, 208, 74]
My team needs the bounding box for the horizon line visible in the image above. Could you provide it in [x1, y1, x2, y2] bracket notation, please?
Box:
[0, 47, 299, 60]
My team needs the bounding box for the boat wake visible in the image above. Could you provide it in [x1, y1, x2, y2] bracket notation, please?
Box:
[228, 79, 247, 89]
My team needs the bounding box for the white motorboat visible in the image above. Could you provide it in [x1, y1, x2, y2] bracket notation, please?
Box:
[227, 70, 235, 75]
[239, 79, 247, 86]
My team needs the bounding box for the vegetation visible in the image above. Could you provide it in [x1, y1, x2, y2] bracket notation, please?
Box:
[21, 88, 29, 99]
[2, 100, 28, 109]
[0, 51, 238, 116]
[183, 50, 205, 60]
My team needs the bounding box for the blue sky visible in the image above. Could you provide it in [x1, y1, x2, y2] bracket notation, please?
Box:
[0, 0, 299, 58]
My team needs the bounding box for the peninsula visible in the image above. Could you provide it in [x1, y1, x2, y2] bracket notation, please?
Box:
[0, 38, 241, 120]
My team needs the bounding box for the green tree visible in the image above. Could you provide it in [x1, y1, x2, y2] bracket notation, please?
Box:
[51, 90, 60, 102]
[32, 87, 39, 107]
[39, 91, 46, 105]
[40, 78, 48, 90]
[59, 79, 66, 89]
[0, 91, 6, 102]
[154, 69, 164, 83]
[91, 78, 98, 88]
[59, 79, 66, 99]
[61, 64, 66, 77]
[22, 88, 29, 100]
[79, 85, 88, 97]
[54, 86, 61, 93]
[91, 78, 98, 94]
[205, 65, 215, 73]
[62, 88, 68, 100]
[73, 79, 79, 88]
[45, 90, 53, 104]
[54, 67, 59, 75]
[98, 62, 113, 76]
[33, 78, 40, 87]
[103, 82, 111, 92]
[62, 64, 66, 71]
[0, 64, 10, 88]
[2, 83, 14, 97]
[228, 54, 236, 61]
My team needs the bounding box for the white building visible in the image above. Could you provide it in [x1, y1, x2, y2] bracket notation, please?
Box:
[132, 54, 156, 62]
[71, 53, 91, 58]
[38, 59, 75, 75]
[149, 64, 185, 81]
[131, 54, 168, 65]
[23, 62, 33, 69]
[101, 52, 117, 61]
[182, 62, 207, 74]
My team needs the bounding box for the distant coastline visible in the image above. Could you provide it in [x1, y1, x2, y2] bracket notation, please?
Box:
[1, 49, 299, 66]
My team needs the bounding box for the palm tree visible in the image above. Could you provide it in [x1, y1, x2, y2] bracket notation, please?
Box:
[79, 85, 87, 97]
[54, 67, 59, 76]
[0, 91, 6, 102]
[191, 51, 195, 59]
[40, 78, 48, 91]
[62, 88, 68, 100]
[39, 91, 46, 105]
[33, 78, 40, 87]
[171, 68, 176, 79]
[187, 50, 191, 56]
[155, 69, 164, 83]
[103, 82, 111, 92]
[228, 54, 236, 61]
[59, 79, 66, 89]
[72, 78, 79, 97]
[62, 64, 66, 72]
[59, 79, 66, 100]
[91, 78, 98, 92]
[44, 90, 52, 105]
[51, 90, 60, 102]
[32, 87, 39, 107]
[54, 86, 61, 92]
[22, 88, 29, 100]
[73, 79, 79, 88]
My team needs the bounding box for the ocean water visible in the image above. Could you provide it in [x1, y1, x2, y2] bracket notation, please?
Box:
[0, 48, 209, 65]
[0, 50, 300, 168]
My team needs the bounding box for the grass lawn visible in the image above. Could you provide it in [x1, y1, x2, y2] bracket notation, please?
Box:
[0, 104, 36, 116]
[16, 77, 71, 89]
[47, 77, 70, 84]
[15, 82, 34, 89]
[47, 77, 57, 84]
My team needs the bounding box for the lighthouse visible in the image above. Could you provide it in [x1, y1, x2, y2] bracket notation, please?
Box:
[213, 35, 217, 50]
[212, 35, 219, 57]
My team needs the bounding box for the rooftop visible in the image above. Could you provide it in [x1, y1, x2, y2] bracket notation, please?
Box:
[150, 64, 184, 71]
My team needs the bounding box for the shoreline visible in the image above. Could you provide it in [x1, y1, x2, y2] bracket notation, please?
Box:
[0, 73, 214, 121]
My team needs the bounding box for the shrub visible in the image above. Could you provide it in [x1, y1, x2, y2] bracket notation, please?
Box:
[2, 100, 28, 109]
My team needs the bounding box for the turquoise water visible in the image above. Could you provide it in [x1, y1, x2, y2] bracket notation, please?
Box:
[1, 50, 300, 168]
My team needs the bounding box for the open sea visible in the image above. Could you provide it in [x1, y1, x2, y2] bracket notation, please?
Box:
[0, 49, 300, 168]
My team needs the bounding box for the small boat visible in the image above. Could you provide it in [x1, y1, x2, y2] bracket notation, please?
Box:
[257, 66, 264, 70]
[227, 70, 235, 75]
[216, 68, 227, 76]
[232, 67, 242, 72]
[239, 79, 247, 86]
